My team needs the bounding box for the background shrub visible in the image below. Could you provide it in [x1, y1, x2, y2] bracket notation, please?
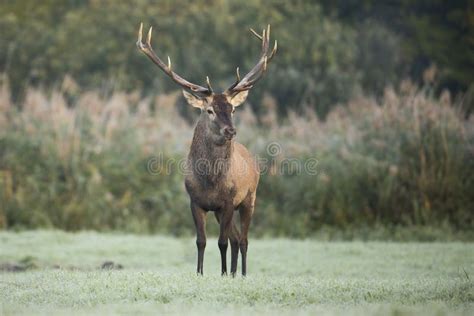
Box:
[0, 80, 472, 236]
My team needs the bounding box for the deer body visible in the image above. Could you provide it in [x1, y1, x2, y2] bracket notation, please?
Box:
[137, 22, 276, 276]
[185, 131, 259, 212]
[184, 94, 259, 276]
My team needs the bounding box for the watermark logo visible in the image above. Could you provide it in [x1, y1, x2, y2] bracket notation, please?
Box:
[266, 142, 282, 156]
[146, 141, 320, 176]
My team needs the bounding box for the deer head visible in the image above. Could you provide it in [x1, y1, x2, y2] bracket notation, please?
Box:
[136, 23, 277, 142]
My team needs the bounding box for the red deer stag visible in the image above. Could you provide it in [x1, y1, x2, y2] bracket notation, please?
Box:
[137, 23, 277, 276]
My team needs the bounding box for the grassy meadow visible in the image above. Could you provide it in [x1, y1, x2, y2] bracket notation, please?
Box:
[0, 231, 473, 315]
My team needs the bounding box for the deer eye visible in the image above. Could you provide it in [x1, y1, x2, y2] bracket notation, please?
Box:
[207, 109, 214, 115]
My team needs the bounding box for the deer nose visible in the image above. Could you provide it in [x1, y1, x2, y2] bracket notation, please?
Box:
[223, 126, 236, 139]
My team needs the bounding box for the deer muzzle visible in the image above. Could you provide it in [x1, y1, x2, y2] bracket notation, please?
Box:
[222, 126, 237, 140]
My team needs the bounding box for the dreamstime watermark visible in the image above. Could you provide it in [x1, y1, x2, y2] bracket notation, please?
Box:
[147, 142, 320, 176]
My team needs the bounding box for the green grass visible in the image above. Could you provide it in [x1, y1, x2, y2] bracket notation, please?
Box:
[0, 231, 473, 315]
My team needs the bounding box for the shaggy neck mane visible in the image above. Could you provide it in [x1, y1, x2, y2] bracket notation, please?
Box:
[188, 116, 233, 186]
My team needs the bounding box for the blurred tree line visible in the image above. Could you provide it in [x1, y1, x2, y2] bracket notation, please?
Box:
[0, 0, 472, 117]
[320, 0, 473, 110]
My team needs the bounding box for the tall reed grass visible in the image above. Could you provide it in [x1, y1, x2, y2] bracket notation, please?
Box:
[0, 77, 472, 237]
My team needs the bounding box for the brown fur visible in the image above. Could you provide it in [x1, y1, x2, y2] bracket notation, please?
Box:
[185, 94, 259, 276]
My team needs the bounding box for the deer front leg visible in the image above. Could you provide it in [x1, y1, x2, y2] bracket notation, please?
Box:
[191, 202, 207, 275]
[217, 207, 233, 276]
[215, 212, 240, 277]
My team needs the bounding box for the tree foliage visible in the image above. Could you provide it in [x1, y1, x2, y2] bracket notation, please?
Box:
[320, 0, 474, 90]
[0, 0, 394, 117]
[0, 0, 471, 116]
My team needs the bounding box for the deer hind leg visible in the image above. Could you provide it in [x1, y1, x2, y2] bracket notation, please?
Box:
[239, 193, 256, 276]
[191, 202, 207, 275]
[229, 219, 241, 277]
[215, 212, 240, 277]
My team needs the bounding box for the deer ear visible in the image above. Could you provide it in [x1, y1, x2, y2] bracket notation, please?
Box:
[228, 91, 249, 107]
[182, 90, 204, 109]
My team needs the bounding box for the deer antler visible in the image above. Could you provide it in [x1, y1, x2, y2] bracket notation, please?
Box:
[136, 23, 213, 97]
[225, 24, 277, 96]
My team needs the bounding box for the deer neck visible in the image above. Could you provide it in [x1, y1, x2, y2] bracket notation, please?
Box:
[188, 117, 233, 185]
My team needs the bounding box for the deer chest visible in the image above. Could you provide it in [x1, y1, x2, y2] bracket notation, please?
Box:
[184, 175, 237, 211]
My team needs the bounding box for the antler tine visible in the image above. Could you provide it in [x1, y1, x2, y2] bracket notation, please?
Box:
[249, 28, 262, 40]
[147, 26, 152, 46]
[268, 40, 278, 61]
[225, 24, 277, 94]
[257, 26, 270, 55]
[226, 67, 242, 91]
[206, 76, 213, 93]
[138, 22, 143, 44]
[136, 23, 212, 97]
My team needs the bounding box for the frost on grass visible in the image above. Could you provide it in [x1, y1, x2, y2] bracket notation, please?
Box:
[0, 231, 473, 315]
